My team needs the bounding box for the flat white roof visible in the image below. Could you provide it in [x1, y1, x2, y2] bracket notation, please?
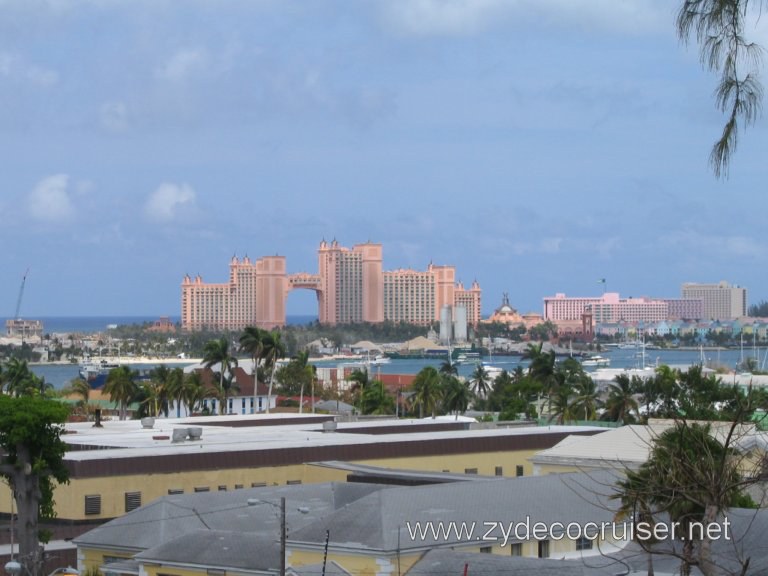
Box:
[62, 416, 604, 462]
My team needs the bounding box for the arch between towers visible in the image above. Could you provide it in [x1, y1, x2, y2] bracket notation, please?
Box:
[285, 273, 324, 324]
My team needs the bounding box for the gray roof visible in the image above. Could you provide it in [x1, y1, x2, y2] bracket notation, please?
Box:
[135, 529, 279, 574]
[289, 470, 623, 552]
[313, 399, 355, 413]
[407, 549, 620, 576]
[74, 482, 383, 553]
[408, 507, 768, 575]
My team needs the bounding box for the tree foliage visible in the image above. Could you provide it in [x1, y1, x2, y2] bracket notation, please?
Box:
[677, 0, 765, 177]
[614, 419, 761, 576]
[0, 396, 70, 576]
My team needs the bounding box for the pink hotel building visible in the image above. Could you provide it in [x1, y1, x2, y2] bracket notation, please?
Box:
[181, 239, 481, 331]
[543, 292, 704, 332]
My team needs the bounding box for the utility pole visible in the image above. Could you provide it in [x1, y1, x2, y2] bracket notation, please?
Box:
[280, 496, 286, 576]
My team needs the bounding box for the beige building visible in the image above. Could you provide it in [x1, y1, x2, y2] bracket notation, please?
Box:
[682, 281, 748, 320]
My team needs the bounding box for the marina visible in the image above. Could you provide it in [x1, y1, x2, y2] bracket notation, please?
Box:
[30, 346, 763, 391]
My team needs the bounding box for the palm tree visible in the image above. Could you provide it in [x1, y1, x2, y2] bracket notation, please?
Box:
[524, 342, 557, 390]
[164, 367, 185, 417]
[348, 369, 370, 413]
[604, 374, 639, 424]
[547, 383, 575, 424]
[202, 337, 238, 415]
[442, 376, 472, 420]
[104, 365, 138, 420]
[470, 364, 491, 400]
[239, 326, 267, 414]
[439, 359, 458, 376]
[3, 358, 35, 396]
[262, 331, 286, 414]
[145, 365, 173, 417]
[71, 378, 91, 414]
[568, 376, 601, 421]
[294, 349, 314, 414]
[361, 380, 395, 415]
[181, 370, 211, 416]
[411, 366, 443, 419]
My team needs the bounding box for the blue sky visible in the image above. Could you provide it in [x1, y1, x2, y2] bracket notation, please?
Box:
[2, 0, 766, 319]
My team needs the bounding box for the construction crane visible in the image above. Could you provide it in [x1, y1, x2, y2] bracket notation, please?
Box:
[15, 268, 29, 320]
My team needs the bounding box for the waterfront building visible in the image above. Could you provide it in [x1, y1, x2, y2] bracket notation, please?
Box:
[682, 281, 748, 320]
[181, 240, 481, 330]
[662, 297, 704, 320]
[5, 318, 43, 339]
[543, 292, 710, 338]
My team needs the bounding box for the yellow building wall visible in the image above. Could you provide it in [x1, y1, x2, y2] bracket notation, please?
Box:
[0, 448, 541, 521]
[78, 546, 134, 573]
[355, 449, 539, 477]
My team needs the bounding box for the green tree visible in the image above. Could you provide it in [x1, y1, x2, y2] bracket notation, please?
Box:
[262, 331, 286, 414]
[361, 380, 395, 415]
[613, 419, 761, 576]
[348, 369, 370, 413]
[568, 376, 601, 421]
[677, 0, 765, 177]
[411, 366, 443, 419]
[0, 396, 70, 576]
[202, 337, 238, 415]
[469, 363, 491, 401]
[239, 326, 267, 412]
[103, 365, 138, 420]
[524, 343, 557, 390]
[439, 359, 458, 376]
[603, 374, 639, 424]
[181, 370, 211, 416]
[442, 376, 472, 419]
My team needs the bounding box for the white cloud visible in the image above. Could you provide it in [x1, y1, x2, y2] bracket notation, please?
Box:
[0, 51, 58, 86]
[155, 48, 210, 82]
[144, 183, 196, 222]
[660, 230, 766, 259]
[27, 174, 75, 222]
[380, 0, 668, 36]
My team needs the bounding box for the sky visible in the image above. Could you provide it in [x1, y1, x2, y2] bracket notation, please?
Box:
[2, 0, 767, 319]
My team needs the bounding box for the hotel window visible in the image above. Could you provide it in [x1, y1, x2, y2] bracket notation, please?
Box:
[576, 536, 593, 551]
[252, 482, 267, 488]
[516, 465, 524, 477]
[495, 466, 503, 476]
[124, 491, 142, 512]
[287, 480, 302, 485]
[464, 468, 478, 475]
[538, 540, 550, 558]
[84, 494, 101, 516]
[510, 543, 523, 556]
[194, 486, 210, 493]
[479, 546, 492, 554]
[218, 485, 227, 491]
[168, 489, 184, 495]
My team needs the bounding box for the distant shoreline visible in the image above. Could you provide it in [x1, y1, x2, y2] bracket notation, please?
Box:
[30, 357, 203, 367]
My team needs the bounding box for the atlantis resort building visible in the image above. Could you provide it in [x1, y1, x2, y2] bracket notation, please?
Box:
[181, 239, 481, 330]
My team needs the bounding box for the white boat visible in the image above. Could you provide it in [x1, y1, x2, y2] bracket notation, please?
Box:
[368, 355, 391, 365]
[581, 355, 610, 368]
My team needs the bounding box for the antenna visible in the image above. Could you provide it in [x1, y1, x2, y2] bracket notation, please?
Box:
[14, 268, 30, 320]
